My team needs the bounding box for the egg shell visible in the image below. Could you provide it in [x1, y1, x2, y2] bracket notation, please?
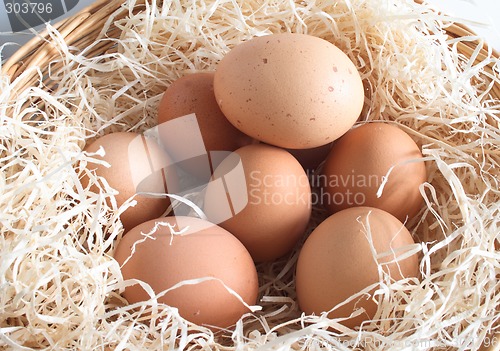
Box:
[113, 216, 259, 330]
[203, 143, 312, 262]
[321, 122, 427, 223]
[214, 33, 364, 149]
[295, 206, 419, 329]
[82, 132, 178, 232]
[157, 72, 253, 178]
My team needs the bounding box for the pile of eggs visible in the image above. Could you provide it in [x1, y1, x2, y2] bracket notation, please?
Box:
[82, 33, 426, 330]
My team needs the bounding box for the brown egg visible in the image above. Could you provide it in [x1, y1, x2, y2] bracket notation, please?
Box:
[203, 144, 312, 262]
[321, 123, 427, 223]
[82, 132, 178, 232]
[296, 207, 419, 329]
[113, 216, 259, 329]
[157, 72, 253, 178]
[214, 33, 364, 149]
[286, 142, 334, 171]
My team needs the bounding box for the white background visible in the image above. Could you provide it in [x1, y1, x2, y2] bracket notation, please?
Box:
[1, 0, 500, 61]
[431, 0, 500, 52]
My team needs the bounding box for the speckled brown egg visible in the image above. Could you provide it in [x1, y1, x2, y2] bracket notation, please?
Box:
[203, 143, 312, 262]
[157, 72, 253, 178]
[322, 123, 427, 223]
[113, 216, 259, 330]
[82, 132, 178, 232]
[296, 207, 419, 329]
[214, 33, 364, 149]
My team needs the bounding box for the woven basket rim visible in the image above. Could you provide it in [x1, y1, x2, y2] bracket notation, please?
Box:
[2, 0, 128, 80]
[2, 0, 498, 131]
[2, 0, 499, 84]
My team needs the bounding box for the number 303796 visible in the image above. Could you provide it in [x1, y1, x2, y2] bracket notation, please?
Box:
[5, 2, 53, 14]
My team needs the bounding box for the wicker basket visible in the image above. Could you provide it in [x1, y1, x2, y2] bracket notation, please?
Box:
[3, 0, 500, 102]
[1, 0, 499, 350]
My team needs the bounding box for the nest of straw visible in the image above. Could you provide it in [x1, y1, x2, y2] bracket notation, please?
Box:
[1, 0, 499, 349]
